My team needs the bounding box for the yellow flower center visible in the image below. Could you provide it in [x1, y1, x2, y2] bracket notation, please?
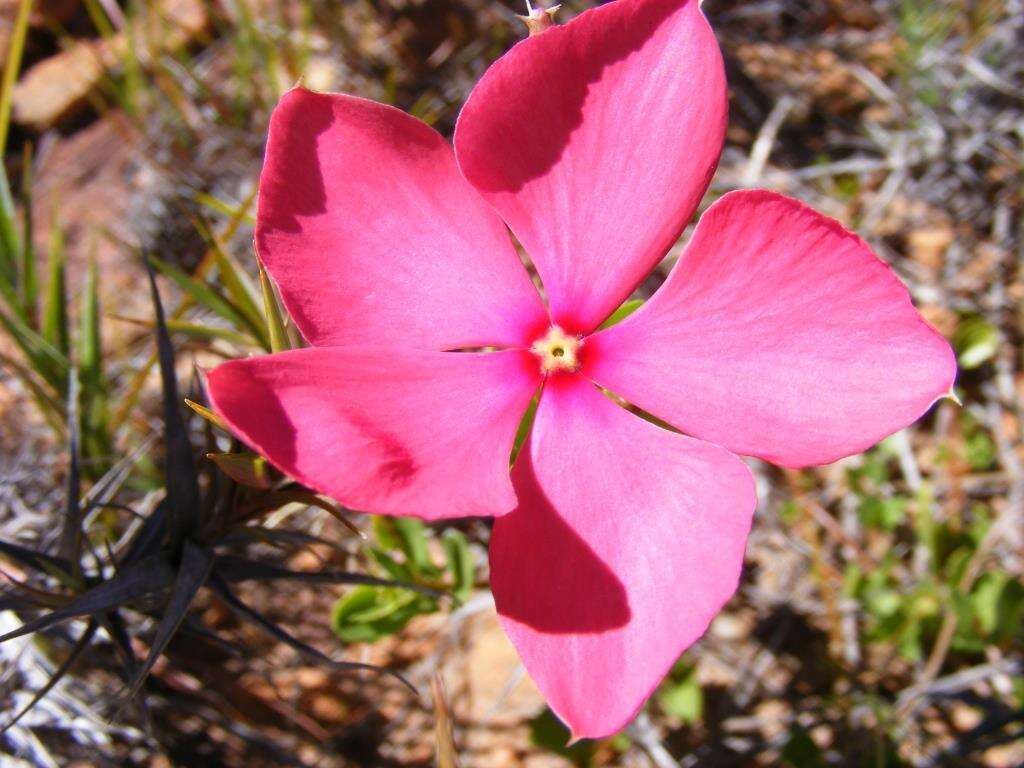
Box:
[530, 326, 582, 374]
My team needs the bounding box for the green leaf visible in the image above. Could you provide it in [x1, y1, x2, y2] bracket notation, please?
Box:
[953, 315, 999, 369]
[866, 588, 902, 620]
[778, 500, 800, 525]
[443, 530, 474, 603]
[331, 585, 436, 643]
[394, 518, 434, 574]
[781, 727, 826, 768]
[858, 496, 907, 531]
[965, 429, 996, 471]
[971, 572, 1005, 635]
[528, 708, 595, 767]
[512, 394, 539, 464]
[368, 548, 414, 582]
[373, 516, 438, 577]
[598, 298, 644, 329]
[970, 572, 1024, 641]
[657, 664, 702, 723]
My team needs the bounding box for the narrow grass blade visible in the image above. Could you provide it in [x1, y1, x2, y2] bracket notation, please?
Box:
[57, 366, 82, 573]
[0, 540, 71, 575]
[195, 216, 263, 331]
[18, 143, 36, 321]
[0, 595, 31, 611]
[77, 260, 102, 388]
[209, 573, 417, 694]
[0, 0, 32, 155]
[0, 349, 65, 431]
[0, 161, 21, 288]
[2, 620, 99, 733]
[111, 312, 254, 348]
[193, 192, 256, 225]
[443, 531, 474, 604]
[184, 398, 227, 431]
[0, 5, 28, 293]
[111, 189, 256, 434]
[126, 541, 213, 698]
[146, 259, 200, 541]
[110, 351, 156, 433]
[214, 556, 438, 595]
[101, 610, 138, 677]
[238, 489, 362, 538]
[432, 673, 460, 768]
[150, 256, 266, 347]
[41, 215, 68, 356]
[121, 498, 168, 567]
[0, 566, 61, 604]
[0, 555, 175, 644]
[258, 261, 289, 352]
[98, 609, 152, 725]
[0, 301, 68, 391]
[78, 256, 110, 465]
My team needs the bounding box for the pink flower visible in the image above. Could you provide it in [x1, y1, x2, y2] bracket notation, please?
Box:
[207, 0, 956, 739]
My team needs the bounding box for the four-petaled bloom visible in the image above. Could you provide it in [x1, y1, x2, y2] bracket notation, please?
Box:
[207, 0, 956, 739]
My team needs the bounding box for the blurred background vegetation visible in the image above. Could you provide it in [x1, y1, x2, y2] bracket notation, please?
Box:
[0, 0, 1020, 766]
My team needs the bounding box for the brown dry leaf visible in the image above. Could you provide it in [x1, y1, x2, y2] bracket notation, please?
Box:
[920, 305, 957, 338]
[12, 38, 111, 130]
[733, 42, 873, 113]
[12, 0, 208, 130]
[907, 225, 955, 269]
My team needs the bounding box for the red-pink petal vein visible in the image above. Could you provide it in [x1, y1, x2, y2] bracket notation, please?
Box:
[491, 376, 756, 739]
[586, 190, 957, 468]
[455, 0, 727, 334]
[257, 88, 548, 351]
[207, 347, 539, 521]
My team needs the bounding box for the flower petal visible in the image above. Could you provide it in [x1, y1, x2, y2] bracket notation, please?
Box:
[586, 190, 957, 468]
[257, 88, 548, 350]
[454, 0, 727, 334]
[207, 347, 538, 520]
[490, 376, 755, 739]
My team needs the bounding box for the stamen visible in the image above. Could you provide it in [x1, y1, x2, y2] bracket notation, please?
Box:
[531, 326, 582, 374]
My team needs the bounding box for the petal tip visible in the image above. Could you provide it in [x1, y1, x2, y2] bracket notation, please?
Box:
[942, 387, 963, 408]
